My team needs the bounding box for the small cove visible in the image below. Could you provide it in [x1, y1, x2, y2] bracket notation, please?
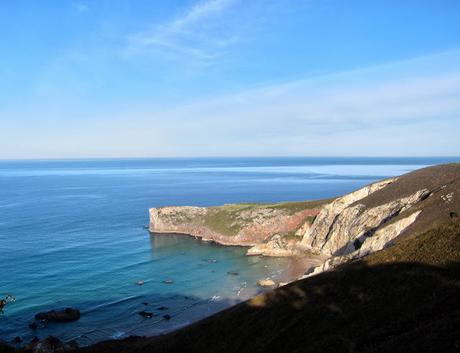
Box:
[1, 157, 455, 345]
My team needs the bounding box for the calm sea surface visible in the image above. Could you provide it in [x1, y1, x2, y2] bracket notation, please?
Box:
[1, 157, 458, 345]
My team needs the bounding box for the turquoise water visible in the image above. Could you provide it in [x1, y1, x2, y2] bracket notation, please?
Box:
[1, 157, 458, 345]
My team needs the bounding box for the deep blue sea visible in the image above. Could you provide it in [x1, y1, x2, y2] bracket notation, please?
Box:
[1, 157, 459, 345]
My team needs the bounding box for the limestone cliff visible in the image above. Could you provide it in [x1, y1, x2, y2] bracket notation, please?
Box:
[300, 185, 430, 256]
[300, 163, 460, 277]
[149, 201, 326, 250]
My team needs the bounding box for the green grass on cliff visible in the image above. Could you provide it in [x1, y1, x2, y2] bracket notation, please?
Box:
[243, 199, 332, 214]
[202, 199, 330, 236]
[203, 207, 246, 236]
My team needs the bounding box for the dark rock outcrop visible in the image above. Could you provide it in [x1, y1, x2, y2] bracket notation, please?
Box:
[35, 308, 80, 322]
[138, 311, 153, 318]
[25, 336, 78, 353]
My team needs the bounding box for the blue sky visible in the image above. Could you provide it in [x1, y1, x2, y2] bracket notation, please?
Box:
[1, 0, 460, 158]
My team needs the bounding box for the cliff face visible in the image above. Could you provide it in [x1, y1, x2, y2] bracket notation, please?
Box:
[299, 178, 397, 253]
[300, 184, 430, 256]
[149, 164, 460, 265]
[149, 201, 326, 250]
[299, 163, 460, 276]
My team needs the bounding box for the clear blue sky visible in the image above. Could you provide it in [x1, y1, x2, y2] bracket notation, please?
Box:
[1, 0, 460, 158]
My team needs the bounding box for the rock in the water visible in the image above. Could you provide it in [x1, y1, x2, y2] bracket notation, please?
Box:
[163, 314, 171, 320]
[12, 337, 22, 344]
[227, 271, 239, 276]
[0, 295, 16, 314]
[157, 306, 168, 311]
[138, 310, 153, 318]
[35, 308, 80, 322]
[162, 279, 174, 284]
[29, 322, 38, 330]
[257, 278, 276, 287]
[136, 280, 145, 286]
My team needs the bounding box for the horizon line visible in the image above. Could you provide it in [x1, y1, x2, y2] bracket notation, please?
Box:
[0, 155, 459, 162]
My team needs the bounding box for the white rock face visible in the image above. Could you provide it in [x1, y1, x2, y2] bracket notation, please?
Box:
[303, 210, 422, 278]
[149, 206, 207, 233]
[357, 210, 422, 257]
[300, 179, 430, 257]
[257, 278, 276, 287]
[247, 234, 300, 257]
[300, 178, 396, 252]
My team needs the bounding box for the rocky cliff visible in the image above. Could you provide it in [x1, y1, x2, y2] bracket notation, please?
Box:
[299, 163, 460, 277]
[149, 200, 328, 254]
[150, 164, 460, 265]
[148, 163, 460, 276]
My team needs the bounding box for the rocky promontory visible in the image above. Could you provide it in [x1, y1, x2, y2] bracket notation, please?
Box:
[149, 164, 460, 277]
[149, 200, 328, 256]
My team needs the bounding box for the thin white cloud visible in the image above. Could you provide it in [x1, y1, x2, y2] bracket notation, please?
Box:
[73, 2, 89, 13]
[126, 0, 241, 62]
[1, 50, 460, 158]
[167, 0, 236, 32]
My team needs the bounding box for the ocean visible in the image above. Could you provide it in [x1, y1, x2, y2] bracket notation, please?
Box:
[0, 157, 458, 345]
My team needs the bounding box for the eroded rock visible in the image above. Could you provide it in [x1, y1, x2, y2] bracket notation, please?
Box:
[247, 234, 301, 257]
[300, 178, 397, 251]
[300, 187, 429, 256]
[303, 211, 422, 278]
[257, 278, 276, 287]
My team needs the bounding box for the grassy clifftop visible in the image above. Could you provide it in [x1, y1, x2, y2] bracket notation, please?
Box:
[202, 199, 330, 236]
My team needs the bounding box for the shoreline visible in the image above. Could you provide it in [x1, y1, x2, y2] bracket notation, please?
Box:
[149, 230, 259, 247]
[4, 233, 319, 349]
[149, 230, 327, 283]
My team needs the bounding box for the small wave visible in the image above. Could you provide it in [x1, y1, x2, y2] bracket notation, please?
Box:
[111, 330, 126, 339]
[83, 295, 140, 314]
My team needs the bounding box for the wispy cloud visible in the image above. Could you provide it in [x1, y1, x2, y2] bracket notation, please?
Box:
[2, 50, 459, 158]
[126, 0, 242, 62]
[72, 1, 89, 13]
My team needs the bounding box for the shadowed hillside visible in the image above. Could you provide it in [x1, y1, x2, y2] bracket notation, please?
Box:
[75, 221, 460, 353]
